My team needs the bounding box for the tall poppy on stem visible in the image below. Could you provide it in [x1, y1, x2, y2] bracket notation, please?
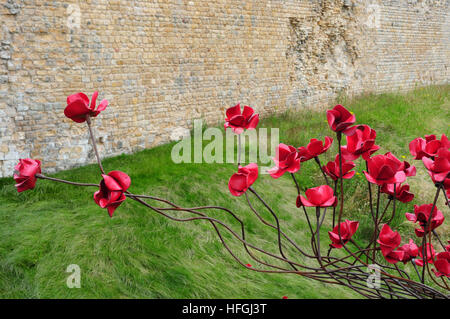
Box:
[224, 103, 259, 134]
[268, 144, 300, 178]
[228, 163, 258, 197]
[64, 91, 108, 123]
[328, 220, 359, 248]
[323, 154, 356, 181]
[297, 136, 333, 161]
[363, 154, 406, 185]
[341, 124, 379, 161]
[405, 204, 444, 237]
[377, 224, 404, 264]
[296, 185, 337, 208]
[326, 105, 356, 134]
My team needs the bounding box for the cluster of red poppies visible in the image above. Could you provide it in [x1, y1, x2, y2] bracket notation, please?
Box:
[12, 93, 449, 278]
[410, 134, 450, 187]
[225, 103, 449, 278]
[405, 134, 450, 277]
[377, 223, 450, 277]
[13, 92, 131, 217]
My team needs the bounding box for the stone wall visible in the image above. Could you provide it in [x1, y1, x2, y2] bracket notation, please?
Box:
[0, 0, 448, 177]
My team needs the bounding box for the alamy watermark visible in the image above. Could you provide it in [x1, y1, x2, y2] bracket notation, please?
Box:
[365, 4, 381, 29]
[170, 120, 279, 173]
[66, 264, 81, 288]
[66, 4, 81, 32]
[366, 264, 381, 289]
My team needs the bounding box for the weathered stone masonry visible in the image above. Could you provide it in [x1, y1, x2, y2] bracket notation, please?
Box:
[0, 0, 448, 177]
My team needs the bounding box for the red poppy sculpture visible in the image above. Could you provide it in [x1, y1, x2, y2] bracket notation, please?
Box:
[13, 93, 449, 299]
[64, 91, 108, 123]
[224, 103, 259, 134]
[94, 171, 131, 217]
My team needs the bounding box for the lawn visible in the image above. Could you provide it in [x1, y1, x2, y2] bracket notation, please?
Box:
[0, 85, 449, 298]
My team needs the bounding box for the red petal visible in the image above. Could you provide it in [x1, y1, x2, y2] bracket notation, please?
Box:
[228, 174, 248, 196]
[244, 163, 259, 186]
[377, 165, 395, 181]
[392, 171, 406, 184]
[64, 100, 90, 122]
[90, 91, 99, 110]
[108, 171, 131, 191]
[268, 167, 285, 179]
[102, 174, 122, 191]
[276, 143, 292, 161]
[363, 171, 378, 184]
[307, 139, 324, 157]
[405, 212, 417, 222]
[226, 103, 241, 119]
[321, 196, 337, 207]
[296, 195, 302, 208]
[299, 196, 314, 207]
[323, 136, 333, 151]
[246, 114, 259, 130]
[96, 99, 108, 112]
[343, 171, 355, 179]
[67, 92, 89, 105]
[286, 158, 300, 173]
[242, 105, 254, 119]
[326, 110, 338, 130]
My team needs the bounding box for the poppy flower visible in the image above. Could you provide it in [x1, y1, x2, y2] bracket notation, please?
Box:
[422, 148, 450, 183]
[363, 154, 406, 185]
[380, 183, 414, 203]
[268, 144, 300, 178]
[224, 103, 259, 134]
[377, 224, 401, 256]
[297, 147, 313, 162]
[377, 224, 405, 264]
[383, 152, 416, 177]
[415, 243, 436, 267]
[397, 239, 419, 264]
[297, 136, 333, 160]
[409, 134, 450, 160]
[425, 134, 437, 142]
[383, 249, 405, 264]
[228, 163, 258, 197]
[409, 137, 429, 160]
[297, 185, 337, 208]
[341, 125, 380, 161]
[282, 296, 288, 299]
[405, 204, 444, 237]
[326, 104, 356, 134]
[94, 170, 131, 217]
[13, 158, 41, 193]
[433, 252, 450, 277]
[323, 154, 356, 181]
[423, 134, 450, 157]
[64, 91, 108, 123]
[328, 219, 359, 248]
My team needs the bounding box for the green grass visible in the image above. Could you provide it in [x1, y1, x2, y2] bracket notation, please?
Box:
[0, 85, 449, 298]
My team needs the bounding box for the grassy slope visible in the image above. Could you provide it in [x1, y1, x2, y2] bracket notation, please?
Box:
[0, 86, 448, 298]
